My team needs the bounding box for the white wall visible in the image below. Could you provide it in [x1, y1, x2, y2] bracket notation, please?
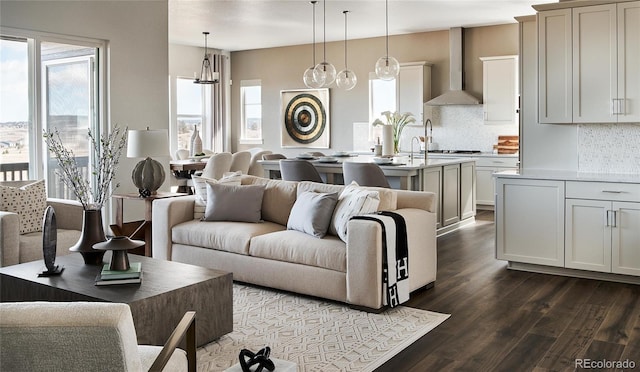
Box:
[1, 0, 169, 222]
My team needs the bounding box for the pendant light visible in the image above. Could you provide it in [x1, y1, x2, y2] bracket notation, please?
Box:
[336, 10, 357, 90]
[375, 0, 399, 81]
[313, 0, 336, 87]
[194, 31, 219, 84]
[303, 1, 325, 88]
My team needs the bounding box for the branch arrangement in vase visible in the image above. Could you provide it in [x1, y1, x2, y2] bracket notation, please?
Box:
[372, 111, 416, 154]
[43, 126, 128, 211]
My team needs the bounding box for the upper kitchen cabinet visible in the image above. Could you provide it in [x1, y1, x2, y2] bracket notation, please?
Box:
[480, 56, 519, 125]
[536, 1, 640, 124]
[538, 8, 572, 123]
[398, 62, 432, 125]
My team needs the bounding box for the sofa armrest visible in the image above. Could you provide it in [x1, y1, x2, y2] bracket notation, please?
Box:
[0, 211, 20, 267]
[47, 198, 84, 231]
[395, 190, 436, 213]
[345, 207, 437, 309]
[152, 196, 196, 261]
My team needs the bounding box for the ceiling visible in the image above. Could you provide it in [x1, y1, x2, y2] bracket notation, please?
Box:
[169, 0, 555, 52]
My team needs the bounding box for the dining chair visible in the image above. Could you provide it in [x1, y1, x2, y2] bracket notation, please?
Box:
[174, 149, 190, 160]
[247, 150, 273, 176]
[343, 162, 391, 188]
[279, 159, 324, 183]
[262, 153, 286, 161]
[201, 152, 232, 179]
[229, 151, 251, 174]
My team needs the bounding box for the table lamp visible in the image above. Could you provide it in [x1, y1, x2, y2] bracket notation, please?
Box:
[127, 127, 169, 197]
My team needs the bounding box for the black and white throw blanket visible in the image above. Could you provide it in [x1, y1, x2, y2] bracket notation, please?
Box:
[352, 211, 409, 308]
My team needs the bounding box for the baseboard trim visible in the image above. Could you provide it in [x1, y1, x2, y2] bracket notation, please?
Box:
[437, 217, 476, 237]
[506, 261, 640, 285]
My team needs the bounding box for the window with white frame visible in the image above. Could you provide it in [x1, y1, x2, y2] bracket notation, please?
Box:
[0, 30, 104, 201]
[368, 73, 397, 144]
[240, 80, 262, 144]
[175, 77, 204, 154]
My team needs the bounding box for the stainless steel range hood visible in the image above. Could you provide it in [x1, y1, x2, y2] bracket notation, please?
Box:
[426, 27, 480, 106]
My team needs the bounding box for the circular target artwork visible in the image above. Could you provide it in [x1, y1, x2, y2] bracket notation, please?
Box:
[284, 93, 326, 144]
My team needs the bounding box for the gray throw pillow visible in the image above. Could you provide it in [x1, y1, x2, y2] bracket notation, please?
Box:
[287, 191, 339, 238]
[203, 183, 266, 222]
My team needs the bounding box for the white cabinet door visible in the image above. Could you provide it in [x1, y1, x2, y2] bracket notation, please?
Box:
[612, 201, 640, 275]
[460, 162, 476, 220]
[442, 164, 461, 227]
[477, 167, 498, 206]
[398, 63, 431, 125]
[481, 56, 518, 125]
[565, 199, 611, 272]
[538, 9, 572, 123]
[618, 2, 640, 122]
[496, 178, 565, 266]
[572, 4, 617, 123]
[423, 166, 442, 229]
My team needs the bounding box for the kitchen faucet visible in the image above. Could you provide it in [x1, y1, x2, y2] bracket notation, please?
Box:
[410, 136, 421, 162]
[424, 119, 432, 161]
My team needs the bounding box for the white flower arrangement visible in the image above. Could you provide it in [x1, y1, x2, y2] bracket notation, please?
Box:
[372, 111, 416, 154]
[43, 126, 127, 210]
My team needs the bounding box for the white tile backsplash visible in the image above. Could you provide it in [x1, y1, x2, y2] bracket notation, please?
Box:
[399, 105, 518, 152]
[578, 123, 640, 174]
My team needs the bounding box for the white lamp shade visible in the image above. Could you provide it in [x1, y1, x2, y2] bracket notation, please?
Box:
[127, 129, 169, 158]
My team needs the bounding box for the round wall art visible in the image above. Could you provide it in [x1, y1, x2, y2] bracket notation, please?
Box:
[284, 93, 326, 144]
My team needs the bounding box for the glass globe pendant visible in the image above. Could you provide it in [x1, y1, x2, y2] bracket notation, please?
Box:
[336, 10, 357, 90]
[313, 0, 336, 87]
[375, 0, 399, 81]
[303, 1, 325, 88]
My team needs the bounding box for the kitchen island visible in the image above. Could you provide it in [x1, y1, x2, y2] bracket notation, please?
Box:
[259, 155, 477, 235]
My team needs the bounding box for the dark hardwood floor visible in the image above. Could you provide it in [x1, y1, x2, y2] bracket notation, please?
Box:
[377, 211, 640, 372]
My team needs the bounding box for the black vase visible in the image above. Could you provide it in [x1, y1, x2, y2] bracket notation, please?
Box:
[69, 209, 106, 265]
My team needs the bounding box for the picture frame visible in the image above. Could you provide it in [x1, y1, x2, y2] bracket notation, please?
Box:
[280, 88, 330, 148]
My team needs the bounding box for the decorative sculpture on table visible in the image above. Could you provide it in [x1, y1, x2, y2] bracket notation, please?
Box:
[39, 206, 64, 277]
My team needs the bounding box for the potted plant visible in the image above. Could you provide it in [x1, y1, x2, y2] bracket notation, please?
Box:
[43, 126, 127, 264]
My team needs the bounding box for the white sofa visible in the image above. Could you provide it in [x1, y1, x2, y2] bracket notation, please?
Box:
[152, 175, 437, 310]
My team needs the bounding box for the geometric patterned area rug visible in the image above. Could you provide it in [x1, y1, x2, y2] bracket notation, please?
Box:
[197, 284, 450, 371]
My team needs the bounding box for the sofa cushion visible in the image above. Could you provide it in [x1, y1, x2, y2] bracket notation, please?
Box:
[172, 219, 285, 255]
[330, 182, 380, 242]
[0, 180, 47, 234]
[192, 172, 242, 220]
[19, 229, 79, 264]
[287, 191, 338, 238]
[240, 176, 298, 226]
[249, 230, 346, 272]
[203, 183, 266, 223]
[297, 181, 397, 211]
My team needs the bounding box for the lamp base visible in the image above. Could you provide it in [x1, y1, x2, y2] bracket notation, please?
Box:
[132, 157, 165, 197]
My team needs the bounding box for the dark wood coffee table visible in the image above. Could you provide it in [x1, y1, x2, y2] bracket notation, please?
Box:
[0, 253, 232, 347]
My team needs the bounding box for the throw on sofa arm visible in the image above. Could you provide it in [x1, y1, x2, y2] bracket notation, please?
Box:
[345, 191, 437, 310]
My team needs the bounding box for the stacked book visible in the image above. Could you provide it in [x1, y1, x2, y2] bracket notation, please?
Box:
[95, 262, 142, 286]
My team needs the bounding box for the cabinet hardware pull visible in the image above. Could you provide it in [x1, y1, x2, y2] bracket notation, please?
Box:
[612, 210, 617, 228]
[601, 190, 625, 194]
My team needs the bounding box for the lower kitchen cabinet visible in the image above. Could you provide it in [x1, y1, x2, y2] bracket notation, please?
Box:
[423, 166, 442, 229]
[442, 164, 461, 227]
[495, 178, 565, 267]
[461, 162, 476, 220]
[565, 181, 640, 275]
[496, 174, 640, 281]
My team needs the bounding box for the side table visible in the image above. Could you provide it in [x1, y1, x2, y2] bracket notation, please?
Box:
[112, 192, 186, 257]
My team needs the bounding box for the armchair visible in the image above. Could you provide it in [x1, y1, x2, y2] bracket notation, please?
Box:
[0, 301, 196, 372]
[0, 180, 83, 267]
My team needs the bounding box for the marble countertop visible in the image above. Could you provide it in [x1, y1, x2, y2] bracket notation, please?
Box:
[494, 169, 640, 184]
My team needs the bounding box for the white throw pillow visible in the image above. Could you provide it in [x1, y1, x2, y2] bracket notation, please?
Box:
[192, 171, 242, 219]
[330, 181, 380, 242]
[287, 191, 339, 238]
[0, 180, 47, 234]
